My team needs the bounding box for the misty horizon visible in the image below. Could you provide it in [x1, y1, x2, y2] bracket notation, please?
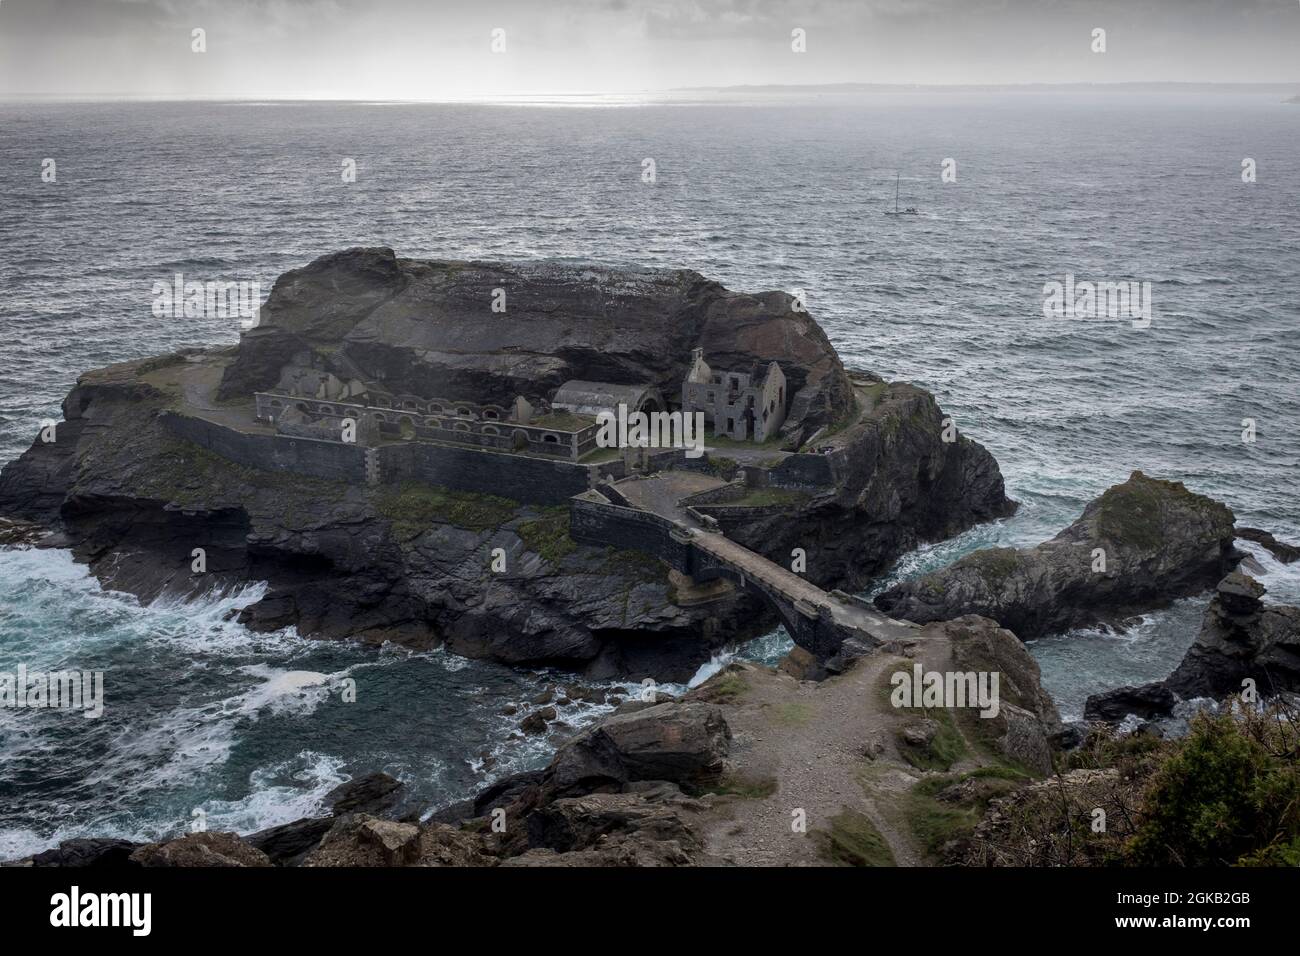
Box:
[2, 0, 1298, 101]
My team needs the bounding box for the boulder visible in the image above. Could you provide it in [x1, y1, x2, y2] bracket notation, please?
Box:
[30, 838, 141, 868]
[324, 771, 406, 817]
[1083, 683, 1179, 722]
[524, 791, 701, 854]
[129, 832, 272, 868]
[546, 702, 730, 795]
[245, 817, 333, 867]
[876, 471, 1238, 638]
[304, 815, 422, 867]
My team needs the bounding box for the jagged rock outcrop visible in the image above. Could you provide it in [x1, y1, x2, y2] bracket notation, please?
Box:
[0, 250, 1014, 680]
[1084, 572, 1300, 722]
[874, 471, 1238, 639]
[129, 831, 273, 868]
[1237, 527, 1300, 564]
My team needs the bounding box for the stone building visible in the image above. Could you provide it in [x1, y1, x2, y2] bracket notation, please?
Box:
[552, 381, 665, 420]
[681, 348, 787, 442]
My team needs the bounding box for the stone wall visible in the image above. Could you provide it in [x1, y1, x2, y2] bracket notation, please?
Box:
[161, 412, 367, 483]
[765, 453, 837, 490]
[163, 412, 590, 506]
[569, 494, 692, 570]
[379, 442, 591, 506]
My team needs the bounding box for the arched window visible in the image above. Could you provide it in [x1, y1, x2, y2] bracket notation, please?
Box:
[454, 421, 471, 432]
[456, 407, 473, 418]
[542, 433, 560, 443]
[425, 418, 442, 428]
[482, 425, 500, 436]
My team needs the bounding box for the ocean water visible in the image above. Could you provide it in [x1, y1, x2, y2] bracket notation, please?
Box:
[1, 94, 1297, 852]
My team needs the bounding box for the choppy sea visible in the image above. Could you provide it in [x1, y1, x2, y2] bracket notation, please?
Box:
[1, 93, 1297, 855]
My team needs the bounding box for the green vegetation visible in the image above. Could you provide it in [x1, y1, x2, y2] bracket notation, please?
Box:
[710, 773, 779, 799]
[374, 481, 518, 537]
[726, 487, 810, 508]
[705, 433, 784, 451]
[605, 547, 669, 583]
[516, 507, 577, 564]
[968, 705, 1300, 867]
[968, 547, 1025, 586]
[530, 411, 595, 431]
[822, 809, 898, 867]
[142, 439, 350, 518]
[772, 701, 814, 726]
[898, 708, 968, 772]
[577, 446, 621, 463]
[1126, 710, 1300, 867]
[692, 669, 749, 704]
[904, 767, 1030, 860]
[705, 455, 739, 479]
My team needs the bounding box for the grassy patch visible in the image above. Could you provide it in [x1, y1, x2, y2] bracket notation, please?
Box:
[726, 487, 811, 508]
[578, 446, 621, 463]
[374, 481, 518, 537]
[965, 547, 1025, 586]
[530, 411, 596, 431]
[822, 809, 897, 867]
[516, 507, 577, 564]
[709, 773, 778, 799]
[705, 433, 785, 451]
[705, 455, 740, 479]
[692, 670, 749, 704]
[604, 547, 669, 583]
[772, 701, 814, 726]
[897, 708, 968, 772]
[904, 767, 1028, 861]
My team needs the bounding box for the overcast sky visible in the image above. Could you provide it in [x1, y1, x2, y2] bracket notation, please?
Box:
[1, 0, 1297, 99]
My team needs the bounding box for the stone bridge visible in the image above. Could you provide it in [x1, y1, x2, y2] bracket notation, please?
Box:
[569, 488, 917, 660]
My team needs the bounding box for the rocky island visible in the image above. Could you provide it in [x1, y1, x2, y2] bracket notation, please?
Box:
[0, 247, 1012, 681]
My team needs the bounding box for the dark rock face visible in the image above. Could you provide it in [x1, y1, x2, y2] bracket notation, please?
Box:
[30, 838, 141, 868]
[1084, 572, 1300, 723]
[217, 247, 854, 442]
[875, 471, 1238, 639]
[1236, 527, 1300, 564]
[1082, 683, 1180, 723]
[1164, 573, 1300, 701]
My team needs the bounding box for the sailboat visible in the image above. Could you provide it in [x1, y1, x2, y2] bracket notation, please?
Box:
[884, 172, 918, 216]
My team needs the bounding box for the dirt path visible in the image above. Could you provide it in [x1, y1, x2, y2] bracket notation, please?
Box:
[693, 632, 975, 867]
